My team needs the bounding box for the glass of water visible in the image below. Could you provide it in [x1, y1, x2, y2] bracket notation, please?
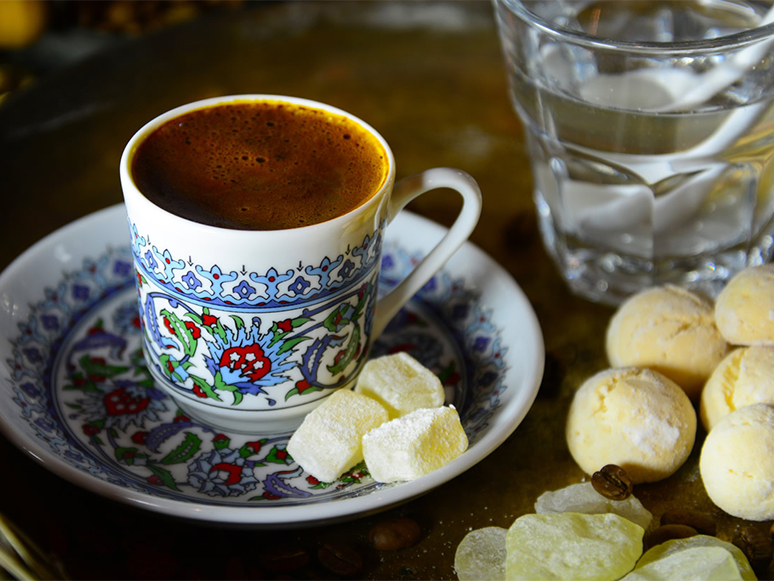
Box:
[494, 0, 774, 304]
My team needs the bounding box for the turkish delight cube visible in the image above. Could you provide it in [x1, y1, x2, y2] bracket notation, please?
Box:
[287, 389, 388, 482]
[362, 406, 468, 483]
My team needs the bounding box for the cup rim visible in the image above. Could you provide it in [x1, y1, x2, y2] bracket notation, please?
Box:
[120, 94, 397, 235]
[497, 0, 774, 55]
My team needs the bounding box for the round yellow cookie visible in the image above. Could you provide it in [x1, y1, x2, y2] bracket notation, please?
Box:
[606, 285, 728, 399]
[566, 367, 696, 484]
[700, 403, 774, 521]
[715, 264, 774, 346]
[700, 346, 774, 432]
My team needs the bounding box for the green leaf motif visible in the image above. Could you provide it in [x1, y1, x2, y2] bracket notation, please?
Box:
[277, 335, 311, 356]
[323, 306, 350, 333]
[190, 375, 222, 402]
[147, 465, 181, 491]
[327, 325, 361, 375]
[265, 445, 292, 465]
[160, 432, 202, 465]
[115, 447, 138, 464]
[79, 354, 129, 379]
[160, 308, 198, 357]
[285, 384, 322, 401]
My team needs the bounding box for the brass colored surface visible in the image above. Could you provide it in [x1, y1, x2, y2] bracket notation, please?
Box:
[0, 2, 769, 579]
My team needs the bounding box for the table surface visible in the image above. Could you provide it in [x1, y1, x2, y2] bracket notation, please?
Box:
[0, 2, 766, 579]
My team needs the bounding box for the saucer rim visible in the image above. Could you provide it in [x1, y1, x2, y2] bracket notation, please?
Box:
[0, 204, 544, 527]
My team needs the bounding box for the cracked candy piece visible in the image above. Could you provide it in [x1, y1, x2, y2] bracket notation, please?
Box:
[286, 389, 388, 483]
[505, 512, 644, 581]
[362, 406, 468, 483]
[700, 346, 774, 432]
[621, 535, 756, 581]
[354, 352, 445, 419]
[606, 285, 728, 399]
[715, 264, 774, 346]
[700, 403, 774, 520]
[454, 527, 507, 581]
[535, 482, 653, 530]
[566, 367, 696, 484]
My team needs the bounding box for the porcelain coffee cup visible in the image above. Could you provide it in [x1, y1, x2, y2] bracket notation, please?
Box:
[120, 95, 482, 434]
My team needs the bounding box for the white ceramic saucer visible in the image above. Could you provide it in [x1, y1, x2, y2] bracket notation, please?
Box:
[0, 205, 543, 527]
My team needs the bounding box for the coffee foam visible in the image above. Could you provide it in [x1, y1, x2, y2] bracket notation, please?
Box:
[132, 101, 388, 230]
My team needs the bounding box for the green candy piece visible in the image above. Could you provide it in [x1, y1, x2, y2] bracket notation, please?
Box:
[622, 535, 756, 581]
[454, 527, 507, 581]
[505, 512, 644, 580]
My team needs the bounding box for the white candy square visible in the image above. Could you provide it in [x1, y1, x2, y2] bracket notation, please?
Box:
[362, 406, 468, 483]
[287, 389, 388, 482]
[354, 352, 445, 419]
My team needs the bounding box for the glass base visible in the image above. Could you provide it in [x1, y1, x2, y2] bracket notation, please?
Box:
[534, 193, 773, 306]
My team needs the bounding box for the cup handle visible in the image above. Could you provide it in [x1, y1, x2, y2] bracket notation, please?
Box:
[372, 167, 482, 338]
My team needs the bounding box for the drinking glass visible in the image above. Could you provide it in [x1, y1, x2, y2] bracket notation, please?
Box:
[494, 0, 774, 304]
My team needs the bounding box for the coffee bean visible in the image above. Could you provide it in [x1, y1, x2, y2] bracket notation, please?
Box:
[369, 517, 422, 551]
[591, 464, 633, 500]
[257, 546, 309, 572]
[645, 524, 698, 550]
[660, 508, 716, 537]
[317, 543, 363, 577]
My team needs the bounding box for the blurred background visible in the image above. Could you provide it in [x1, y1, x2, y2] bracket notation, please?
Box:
[0, 0, 247, 102]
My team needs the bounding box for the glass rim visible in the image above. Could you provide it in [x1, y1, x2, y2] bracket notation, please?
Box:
[496, 0, 774, 55]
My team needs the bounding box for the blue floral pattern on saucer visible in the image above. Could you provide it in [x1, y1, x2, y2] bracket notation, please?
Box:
[7, 238, 509, 507]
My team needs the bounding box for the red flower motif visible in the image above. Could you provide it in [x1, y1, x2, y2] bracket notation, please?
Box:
[83, 424, 100, 435]
[184, 321, 201, 339]
[192, 384, 207, 398]
[277, 319, 293, 333]
[295, 379, 313, 394]
[104, 387, 150, 416]
[220, 344, 271, 382]
[147, 475, 164, 486]
[210, 462, 242, 485]
[202, 313, 218, 327]
[263, 491, 280, 500]
[132, 431, 148, 444]
[245, 441, 262, 454]
[174, 414, 191, 423]
[275, 450, 288, 461]
[163, 316, 176, 335]
[213, 434, 229, 444]
[166, 359, 175, 373]
[306, 475, 320, 485]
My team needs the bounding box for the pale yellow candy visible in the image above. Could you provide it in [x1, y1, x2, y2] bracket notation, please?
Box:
[505, 512, 643, 580]
[355, 352, 445, 419]
[700, 346, 774, 432]
[606, 285, 728, 399]
[534, 482, 653, 531]
[362, 406, 468, 483]
[715, 264, 774, 345]
[700, 403, 774, 520]
[454, 527, 507, 581]
[566, 367, 696, 484]
[622, 547, 742, 580]
[622, 535, 756, 581]
[286, 389, 388, 482]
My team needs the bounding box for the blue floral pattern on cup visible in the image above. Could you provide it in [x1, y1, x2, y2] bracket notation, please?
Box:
[131, 220, 386, 408]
